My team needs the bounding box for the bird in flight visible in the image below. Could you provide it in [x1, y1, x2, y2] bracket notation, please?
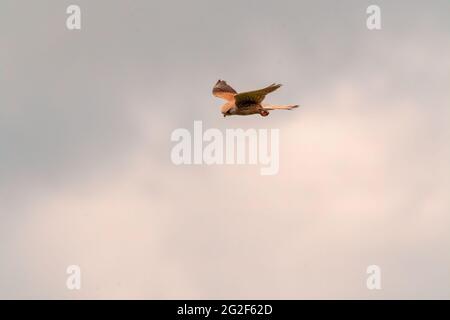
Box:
[212, 80, 299, 117]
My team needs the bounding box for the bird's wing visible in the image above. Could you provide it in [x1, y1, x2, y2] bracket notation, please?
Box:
[212, 80, 237, 102]
[234, 83, 282, 108]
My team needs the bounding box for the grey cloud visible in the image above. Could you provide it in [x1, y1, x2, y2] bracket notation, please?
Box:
[0, 0, 449, 299]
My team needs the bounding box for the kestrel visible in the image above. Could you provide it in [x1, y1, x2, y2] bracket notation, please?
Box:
[212, 80, 299, 117]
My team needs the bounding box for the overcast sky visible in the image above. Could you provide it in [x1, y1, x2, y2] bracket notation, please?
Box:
[1, 0, 449, 299]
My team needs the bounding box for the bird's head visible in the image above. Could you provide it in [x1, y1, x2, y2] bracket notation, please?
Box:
[222, 110, 232, 117]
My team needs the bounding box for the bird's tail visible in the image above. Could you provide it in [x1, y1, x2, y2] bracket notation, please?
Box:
[263, 104, 299, 111]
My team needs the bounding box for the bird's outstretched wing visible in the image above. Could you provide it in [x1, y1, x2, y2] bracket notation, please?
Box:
[212, 80, 237, 102]
[234, 83, 282, 108]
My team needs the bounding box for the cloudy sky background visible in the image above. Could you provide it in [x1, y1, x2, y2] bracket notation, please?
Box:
[1, 0, 449, 299]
